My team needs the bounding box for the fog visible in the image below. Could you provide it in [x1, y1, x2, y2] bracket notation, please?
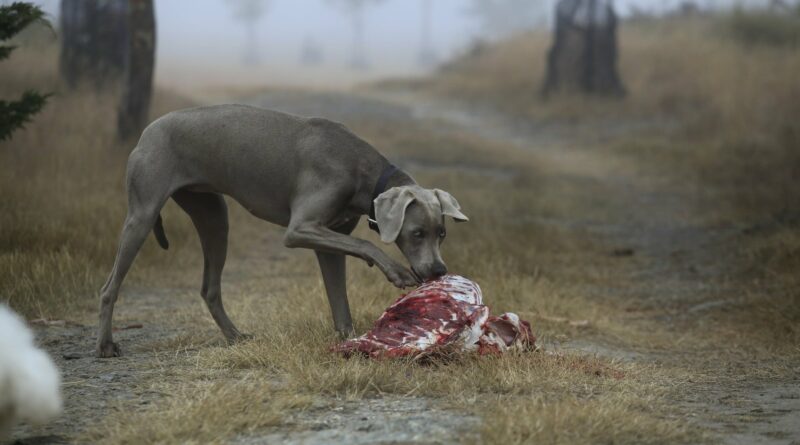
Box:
[32, 0, 778, 92]
[3, 0, 799, 442]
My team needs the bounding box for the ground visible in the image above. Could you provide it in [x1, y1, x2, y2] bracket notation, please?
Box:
[6, 87, 798, 445]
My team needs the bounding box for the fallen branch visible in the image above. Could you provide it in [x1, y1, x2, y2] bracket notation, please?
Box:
[112, 323, 144, 332]
[28, 318, 81, 327]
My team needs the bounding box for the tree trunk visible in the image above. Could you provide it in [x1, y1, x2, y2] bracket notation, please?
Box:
[349, 4, 367, 69]
[243, 20, 259, 66]
[117, 0, 155, 142]
[59, 0, 128, 89]
[542, 0, 625, 97]
[417, 0, 437, 67]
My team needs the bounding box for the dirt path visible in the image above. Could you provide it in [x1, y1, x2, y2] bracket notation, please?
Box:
[244, 89, 800, 443]
[378, 92, 800, 445]
[12, 89, 798, 444]
[381, 92, 800, 445]
[14, 215, 476, 444]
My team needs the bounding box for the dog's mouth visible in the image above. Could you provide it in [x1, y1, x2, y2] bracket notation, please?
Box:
[411, 267, 445, 284]
[410, 267, 425, 284]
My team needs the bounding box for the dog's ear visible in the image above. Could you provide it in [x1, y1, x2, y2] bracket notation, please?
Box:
[433, 189, 469, 222]
[374, 187, 416, 243]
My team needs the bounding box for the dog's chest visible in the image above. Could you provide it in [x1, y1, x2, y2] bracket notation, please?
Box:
[327, 211, 361, 230]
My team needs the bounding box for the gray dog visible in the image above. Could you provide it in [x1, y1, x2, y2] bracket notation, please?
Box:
[97, 104, 468, 358]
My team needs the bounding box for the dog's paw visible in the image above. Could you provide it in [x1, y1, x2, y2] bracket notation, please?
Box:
[378, 260, 419, 289]
[387, 269, 420, 288]
[227, 332, 254, 345]
[336, 327, 355, 340]
[96, 341, 121, 358]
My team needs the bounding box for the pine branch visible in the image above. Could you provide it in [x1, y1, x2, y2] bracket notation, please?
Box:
[0, 44, 15, 61]
[0, 90, 50, 141]
[0, 2, 46, 41]
[0, 2, 50, 141]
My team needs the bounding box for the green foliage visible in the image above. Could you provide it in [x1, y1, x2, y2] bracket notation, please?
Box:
[722, 7, 800, 48]
[0, 2, 48, 141]
[0, 1, 45, 58]
[0, 90, 50, 141]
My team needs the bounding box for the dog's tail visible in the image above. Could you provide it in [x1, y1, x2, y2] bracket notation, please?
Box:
[153, 215, 169, 250]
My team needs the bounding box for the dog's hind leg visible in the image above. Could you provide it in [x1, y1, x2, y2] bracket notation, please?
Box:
[172, 190, 245, 344]
[97, 193, 169, 358]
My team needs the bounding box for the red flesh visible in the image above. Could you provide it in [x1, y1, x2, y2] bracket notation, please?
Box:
[333, 275, 535, 358]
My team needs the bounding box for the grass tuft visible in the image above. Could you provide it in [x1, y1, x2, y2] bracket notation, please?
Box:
[83, 376, 311, 444]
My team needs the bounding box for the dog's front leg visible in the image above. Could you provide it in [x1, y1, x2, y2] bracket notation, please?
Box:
[315, 251, 353, 336]
[284, 222, 419, 289]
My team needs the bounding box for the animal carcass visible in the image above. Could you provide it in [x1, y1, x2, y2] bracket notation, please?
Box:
[333, 275, 535, 358]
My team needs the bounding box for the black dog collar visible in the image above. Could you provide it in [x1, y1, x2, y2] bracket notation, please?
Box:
[368, 164, 398, 234]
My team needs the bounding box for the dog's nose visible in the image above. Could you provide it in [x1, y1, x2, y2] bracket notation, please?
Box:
[430, 263, 448, 278]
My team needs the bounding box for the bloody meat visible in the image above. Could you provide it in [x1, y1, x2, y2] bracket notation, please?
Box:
[333, 275, 535, 358]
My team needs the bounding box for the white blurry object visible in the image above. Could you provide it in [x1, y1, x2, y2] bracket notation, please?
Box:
[0, 305, 62, 439]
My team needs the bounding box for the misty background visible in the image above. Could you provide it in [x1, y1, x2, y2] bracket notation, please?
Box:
[25, 0, 779, 91]
[3, 0, 800, 442]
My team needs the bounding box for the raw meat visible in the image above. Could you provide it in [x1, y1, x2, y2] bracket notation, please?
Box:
[333, 275, 535, 358]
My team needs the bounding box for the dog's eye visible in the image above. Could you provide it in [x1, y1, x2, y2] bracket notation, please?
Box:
[413, 229, 425, 239]
[438, 229, 446, 238]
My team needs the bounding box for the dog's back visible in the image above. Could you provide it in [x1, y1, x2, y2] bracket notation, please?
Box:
[127, 104, 385, 224]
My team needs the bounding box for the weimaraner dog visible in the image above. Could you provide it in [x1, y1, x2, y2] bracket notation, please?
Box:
[97, 104, 468, 358]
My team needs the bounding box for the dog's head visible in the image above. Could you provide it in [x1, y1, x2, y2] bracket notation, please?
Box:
[373, 185, 468, 281]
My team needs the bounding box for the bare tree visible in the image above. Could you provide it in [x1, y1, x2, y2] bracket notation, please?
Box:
[417, 0, 437, 67]
[117, 0, 156, 142]
[329, 0, 384, 70]
[300, 35, 324, 66]
[769, 0, 792, 11]
[59, 0, 128, 89]
[226, 0, 269, 66]
[541, 0, 625, 97]
[59, 0, 156, 141]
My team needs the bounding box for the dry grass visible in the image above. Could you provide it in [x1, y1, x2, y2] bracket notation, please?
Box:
[166, 124, 703, 442]
[390, 14, 800, 131]
[480, 393, 701, 445]
[3, 18, 797, 444]
[367, 15, 800, 442]
[721, 7, 800, 48]
[68, 155, 689, 442]
[188, 258, 705, 444]
[0, 39, 201, 319]
[393, 13, 800, 211]
[83, 375, 311, 444]
[381, 13, 800, 358]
